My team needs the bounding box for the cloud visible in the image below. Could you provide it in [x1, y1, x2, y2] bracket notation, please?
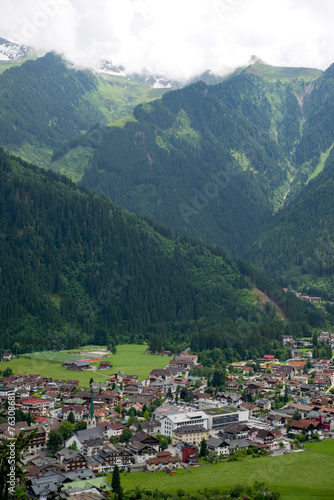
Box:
[0, 0, 333, 80]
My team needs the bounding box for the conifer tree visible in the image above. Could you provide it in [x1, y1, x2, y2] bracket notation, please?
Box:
[111, 465, 123, 499]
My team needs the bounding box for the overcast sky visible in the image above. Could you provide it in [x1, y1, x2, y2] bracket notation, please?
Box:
[1, 0, 333, 80]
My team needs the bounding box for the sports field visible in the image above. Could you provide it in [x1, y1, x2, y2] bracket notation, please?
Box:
[115, 446, 334, 500]
[4, 344, 169, 386]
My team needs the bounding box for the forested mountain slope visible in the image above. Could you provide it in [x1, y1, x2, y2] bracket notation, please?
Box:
[80, 65, 323, 255]
[0, 52, 166, 171]
[0, 149, 324, 359]
[247, 144, 334, 299]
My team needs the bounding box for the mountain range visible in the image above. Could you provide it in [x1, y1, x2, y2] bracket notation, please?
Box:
[2, 147, 322, 358]
[0, 43, 333, 356]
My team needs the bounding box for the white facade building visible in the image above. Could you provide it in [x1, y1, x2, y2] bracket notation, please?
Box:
[161, 411, 209, 437]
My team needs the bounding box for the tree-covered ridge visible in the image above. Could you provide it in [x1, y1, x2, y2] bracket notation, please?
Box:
[0, 148, 253, 354]
[247, 144, 334, 299]
[0, 53, 102, 147]
[0, 52, 168, 172]
[0, 149, 325, 359]
[80, 70, 317, 255]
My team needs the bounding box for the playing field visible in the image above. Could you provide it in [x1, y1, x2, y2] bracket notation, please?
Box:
[115, 449, 334, 500]
[21, 351, 93, 362]
[5, 344, 169, 386]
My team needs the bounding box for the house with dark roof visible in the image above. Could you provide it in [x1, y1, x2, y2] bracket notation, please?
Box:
[130, 420, 161, 436]
[248, 428, 276, 447]
[222, 423, 251, 440]
[56, 449, 89, 472]
[27, 469, 95, 498]
[65, 427, 105, 451]
[206, 437, 230, 456]
[130, 430, 160, 451]
[62, 360, 90, 371]
[97, 445, 134, 473]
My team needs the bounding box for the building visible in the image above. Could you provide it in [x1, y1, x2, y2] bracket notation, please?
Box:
[206, 437, 230, 456]
[175, 442, 199, 464]
[160, 411, 209, 437]
[204, 407, 249, 431]
[62, 361, 90, 371]
[172, 425, 209, 446]
[17, 396, 53, 416]
[87, 392, 96, 429]
[97, 445, 133, 473]
[146, 451, 181, 472]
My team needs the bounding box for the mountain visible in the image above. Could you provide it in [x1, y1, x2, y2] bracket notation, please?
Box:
[247, 138, 334, 300]
[0, 51, 169, 172]
[1, 49, 334, 286]
[77, 62, 324, 255]
[0, 37, 28, 61]
[96, 60, 180, 89]
[0, 148, 324, 359]
[246, 63, 334, 298]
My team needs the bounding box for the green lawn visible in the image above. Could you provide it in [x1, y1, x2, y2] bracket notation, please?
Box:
[304, 438, 334, 456]
[21, 352, 91, 362]
[105, 344, 168, 380]
[5, 344, 169, 386]
[114, 452, 334, 500]
[2, 358, 110, 387]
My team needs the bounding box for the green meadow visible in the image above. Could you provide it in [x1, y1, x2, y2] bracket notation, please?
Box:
[115, 449, 334, 500]
[5, 344, 168, 386]
[304, 438, 334, 456]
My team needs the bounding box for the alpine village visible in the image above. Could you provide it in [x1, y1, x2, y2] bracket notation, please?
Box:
[1, 25, 334, 500]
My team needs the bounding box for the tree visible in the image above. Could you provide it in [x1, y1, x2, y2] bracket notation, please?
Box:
[47, 429, 63, 454]
[160, 437, 169, 451]
[111, 464, 123, 499]
[312, 332, 318, 347]
[208, 450, 218, 463]
[0, 429, 37, 500]
[58, 421, 74, 443]
[119, 427, 132, 444]
[292, 410, 302, 421]
[166, 387, 173, 400]
[74, 420, 87, 431]
[89, 377, 94, 386]
[68, 441, 77, 450]
[67, 411, 75, 424]
[175, 385, 180, 404]
[3, 368, 13, 378]
[199, 438, 207, 458]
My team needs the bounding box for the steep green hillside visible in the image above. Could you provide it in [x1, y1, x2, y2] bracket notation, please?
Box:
[247, 145, 334, 299]
[0, 149, 323, 360]
[246, 64, 334, 298]
[80, 69, 316, 254]
[0, 53, 166, 172]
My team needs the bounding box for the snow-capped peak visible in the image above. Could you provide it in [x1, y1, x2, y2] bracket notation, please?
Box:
[95, 59, 179, 89]
[0, 37, 28, 62]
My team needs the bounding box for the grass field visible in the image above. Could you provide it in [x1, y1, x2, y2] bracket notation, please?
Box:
[6, 344, 169, 386]
[21, 352, 92, 362]
[113, 450, 334, 500]
[305, 438, 334, 456]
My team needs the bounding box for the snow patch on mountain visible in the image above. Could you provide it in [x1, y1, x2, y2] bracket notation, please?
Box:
[95, 59, 179, 89]
[0, 38, 28, 62]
